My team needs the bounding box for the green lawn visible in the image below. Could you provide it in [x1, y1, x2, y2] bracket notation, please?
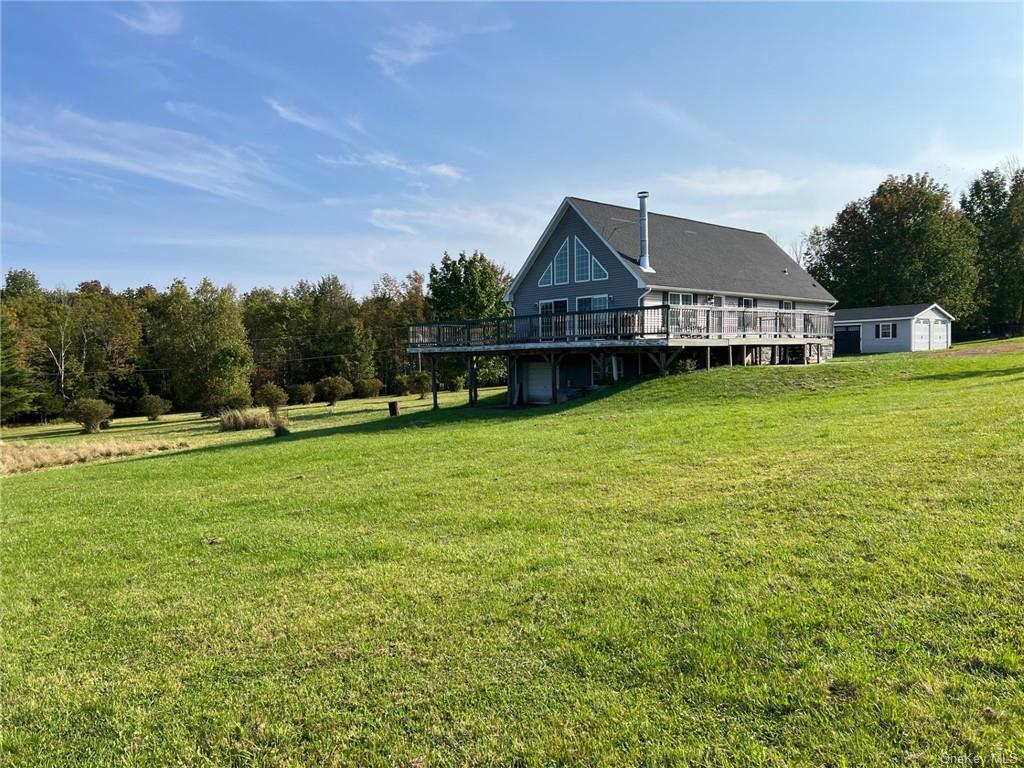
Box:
[3, 341, 1023, 766]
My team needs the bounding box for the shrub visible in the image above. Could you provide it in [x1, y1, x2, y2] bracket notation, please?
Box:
[272, 415, 292, 437]
[218, 408, 273, 432]
[354, 378, 384, 399]
[68, 398, 114, 434]
[317, 376, 352, 405]
[392, 374, 411, 396]
[447, 375, 465, 393]
[254, 382, 288, 415]
[138, 394, 172, 421]
[411, 371, 431, 399]
[291, 382, 316, 405]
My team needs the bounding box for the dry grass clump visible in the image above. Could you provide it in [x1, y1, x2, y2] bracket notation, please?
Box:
[1, 440, 189, 475]
[218, 408, 273, 431]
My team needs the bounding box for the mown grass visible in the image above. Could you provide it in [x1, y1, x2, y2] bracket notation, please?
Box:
[2, 341, 1023, 766]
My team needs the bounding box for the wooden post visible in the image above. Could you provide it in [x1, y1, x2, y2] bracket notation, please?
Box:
[728, 346, 733, 367]
[550, 353, 557, 404]
[431, 356, 438, 410]
[467, 355, 475, 407]
[706, 346, 711, 370]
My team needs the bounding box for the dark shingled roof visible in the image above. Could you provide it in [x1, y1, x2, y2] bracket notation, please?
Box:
[568, 197, 836, 303]
[833, 303, 938, 322]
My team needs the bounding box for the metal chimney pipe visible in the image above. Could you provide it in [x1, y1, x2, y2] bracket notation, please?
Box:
[637, 191, 650, 269]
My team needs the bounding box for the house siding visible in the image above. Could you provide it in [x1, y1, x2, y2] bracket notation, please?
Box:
[511, 206, 644, 316]
[860, 319, 913, 353]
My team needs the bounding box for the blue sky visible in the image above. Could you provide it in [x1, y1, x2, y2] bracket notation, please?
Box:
[3, 2, 1022, 296]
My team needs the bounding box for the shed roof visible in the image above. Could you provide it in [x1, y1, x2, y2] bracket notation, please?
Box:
[833, 303, 954, 322]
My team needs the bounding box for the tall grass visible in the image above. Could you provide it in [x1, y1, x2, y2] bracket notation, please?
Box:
[0, 440, 188, 475]
[218, 408, 273, 431]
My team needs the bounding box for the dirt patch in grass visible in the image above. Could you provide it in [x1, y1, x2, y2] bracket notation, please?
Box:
[0, 439, 189, 475]
[940, 338, 1024, 356]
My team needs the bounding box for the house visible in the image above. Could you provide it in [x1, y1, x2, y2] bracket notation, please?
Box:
[408, 192, 837, 406]
[833, 303, 955, 355]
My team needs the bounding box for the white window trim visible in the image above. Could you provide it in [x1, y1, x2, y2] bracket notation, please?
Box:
[707, 295, 724, 307]
[591, 256, 609, 281]
[782, 300, 794, 311]
[878, 322, 897, 339]
[668, 292, 694, 306]
[575, 294, 609, 312]
[741, 297, 755, 308]
[537, 262, 553, 287]
[574, 236, 591, 284]
[553, 238, 569, 286]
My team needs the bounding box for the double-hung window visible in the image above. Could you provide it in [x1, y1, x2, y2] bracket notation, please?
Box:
[876, 322, 897, 339]
[576, 295, 609, 312]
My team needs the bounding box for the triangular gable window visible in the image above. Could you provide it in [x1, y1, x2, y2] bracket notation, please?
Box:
[538, 262, 553, 287]
[591, 257, 608, 281]
[553, 239, 569, 285]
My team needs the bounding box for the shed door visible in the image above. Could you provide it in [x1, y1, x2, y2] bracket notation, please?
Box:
[526, 361, 552, 404]
[931, 320, 949, 350]
[834, 325, 861, 355]
[914, 319, 931, 350]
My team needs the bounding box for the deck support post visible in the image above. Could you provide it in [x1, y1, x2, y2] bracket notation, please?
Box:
[706, 346, 711, 370]
[771, 345, 777, 365]
[466, 355, 475, 407]
[549, 353, 557, 404]
[506, 355, 514, 407]
[728, 346, 733, 367]
[430, 356, 439, 411]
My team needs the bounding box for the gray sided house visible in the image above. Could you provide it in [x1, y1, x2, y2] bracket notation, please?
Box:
[408, 193, 838, 406]
[833, 303, 955, 355]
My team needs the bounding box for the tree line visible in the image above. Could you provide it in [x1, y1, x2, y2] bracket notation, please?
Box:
[1, 250, 509, 423]
[803, 165, 1024, 335]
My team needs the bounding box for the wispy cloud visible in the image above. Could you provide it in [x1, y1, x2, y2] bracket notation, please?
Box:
[369, 20, 513, 81]
[113, 3, 182, 36]
[370, 23, 446, 80]
[3, 107, 284, 204]
[367, 201, 544, 241]
[318, 151, 464, 181]
[266, 98, 349, 141]
[631, 94, 753, 160]
[666, 167, 806, 197]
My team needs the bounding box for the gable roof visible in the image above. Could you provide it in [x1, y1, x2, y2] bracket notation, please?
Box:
[834, 303, 956, 322]
[563, 197, 836, 303]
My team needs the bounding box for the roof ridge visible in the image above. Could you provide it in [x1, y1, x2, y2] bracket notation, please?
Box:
[567, 196, 771, 238]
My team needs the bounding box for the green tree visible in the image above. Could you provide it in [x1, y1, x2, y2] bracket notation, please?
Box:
[960, 167, 1024, 334]
[428, 251, 511, 386]
[428, 251, 510, 321]
[145, 279, 253, 413]
[806, 174, 979, 319]
[0, 311, 37, 421]
[137, 394, 172, 421]
[360, 272, 429, 392]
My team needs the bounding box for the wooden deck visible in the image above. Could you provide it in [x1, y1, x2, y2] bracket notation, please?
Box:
[407, 304, 834, 355]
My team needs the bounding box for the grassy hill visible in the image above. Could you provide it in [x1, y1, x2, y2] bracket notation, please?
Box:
[3, 341, 1023, 766]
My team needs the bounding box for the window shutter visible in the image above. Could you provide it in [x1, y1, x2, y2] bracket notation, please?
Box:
[892, 323, 897, 338]
[875, 324, 880, 339]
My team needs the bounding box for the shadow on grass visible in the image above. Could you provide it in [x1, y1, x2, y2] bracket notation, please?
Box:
[126, 379, 646, 466]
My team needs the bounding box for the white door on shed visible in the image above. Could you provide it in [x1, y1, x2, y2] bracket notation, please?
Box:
[526, 361, 552, 403]
[931, 320, 949, 349]
[914, 319, 931, 350]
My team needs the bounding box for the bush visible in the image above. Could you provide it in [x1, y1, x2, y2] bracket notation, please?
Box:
[354, 378, 384, 399]
[272, 415, 292, 437]
[316, 376, 352, 406]
[218, 408, 273, 432]
[254, 382, 288, 415]
[392, 374, 411, 396]
[291, 382, 316, 405]
[137, 394, 172, 421]
[68, 398, 114, 434]
[411, 371, 431, 399]
[447, 375, 465, 393]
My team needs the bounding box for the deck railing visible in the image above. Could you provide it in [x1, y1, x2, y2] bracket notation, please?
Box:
[408, 305, 834, 348]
